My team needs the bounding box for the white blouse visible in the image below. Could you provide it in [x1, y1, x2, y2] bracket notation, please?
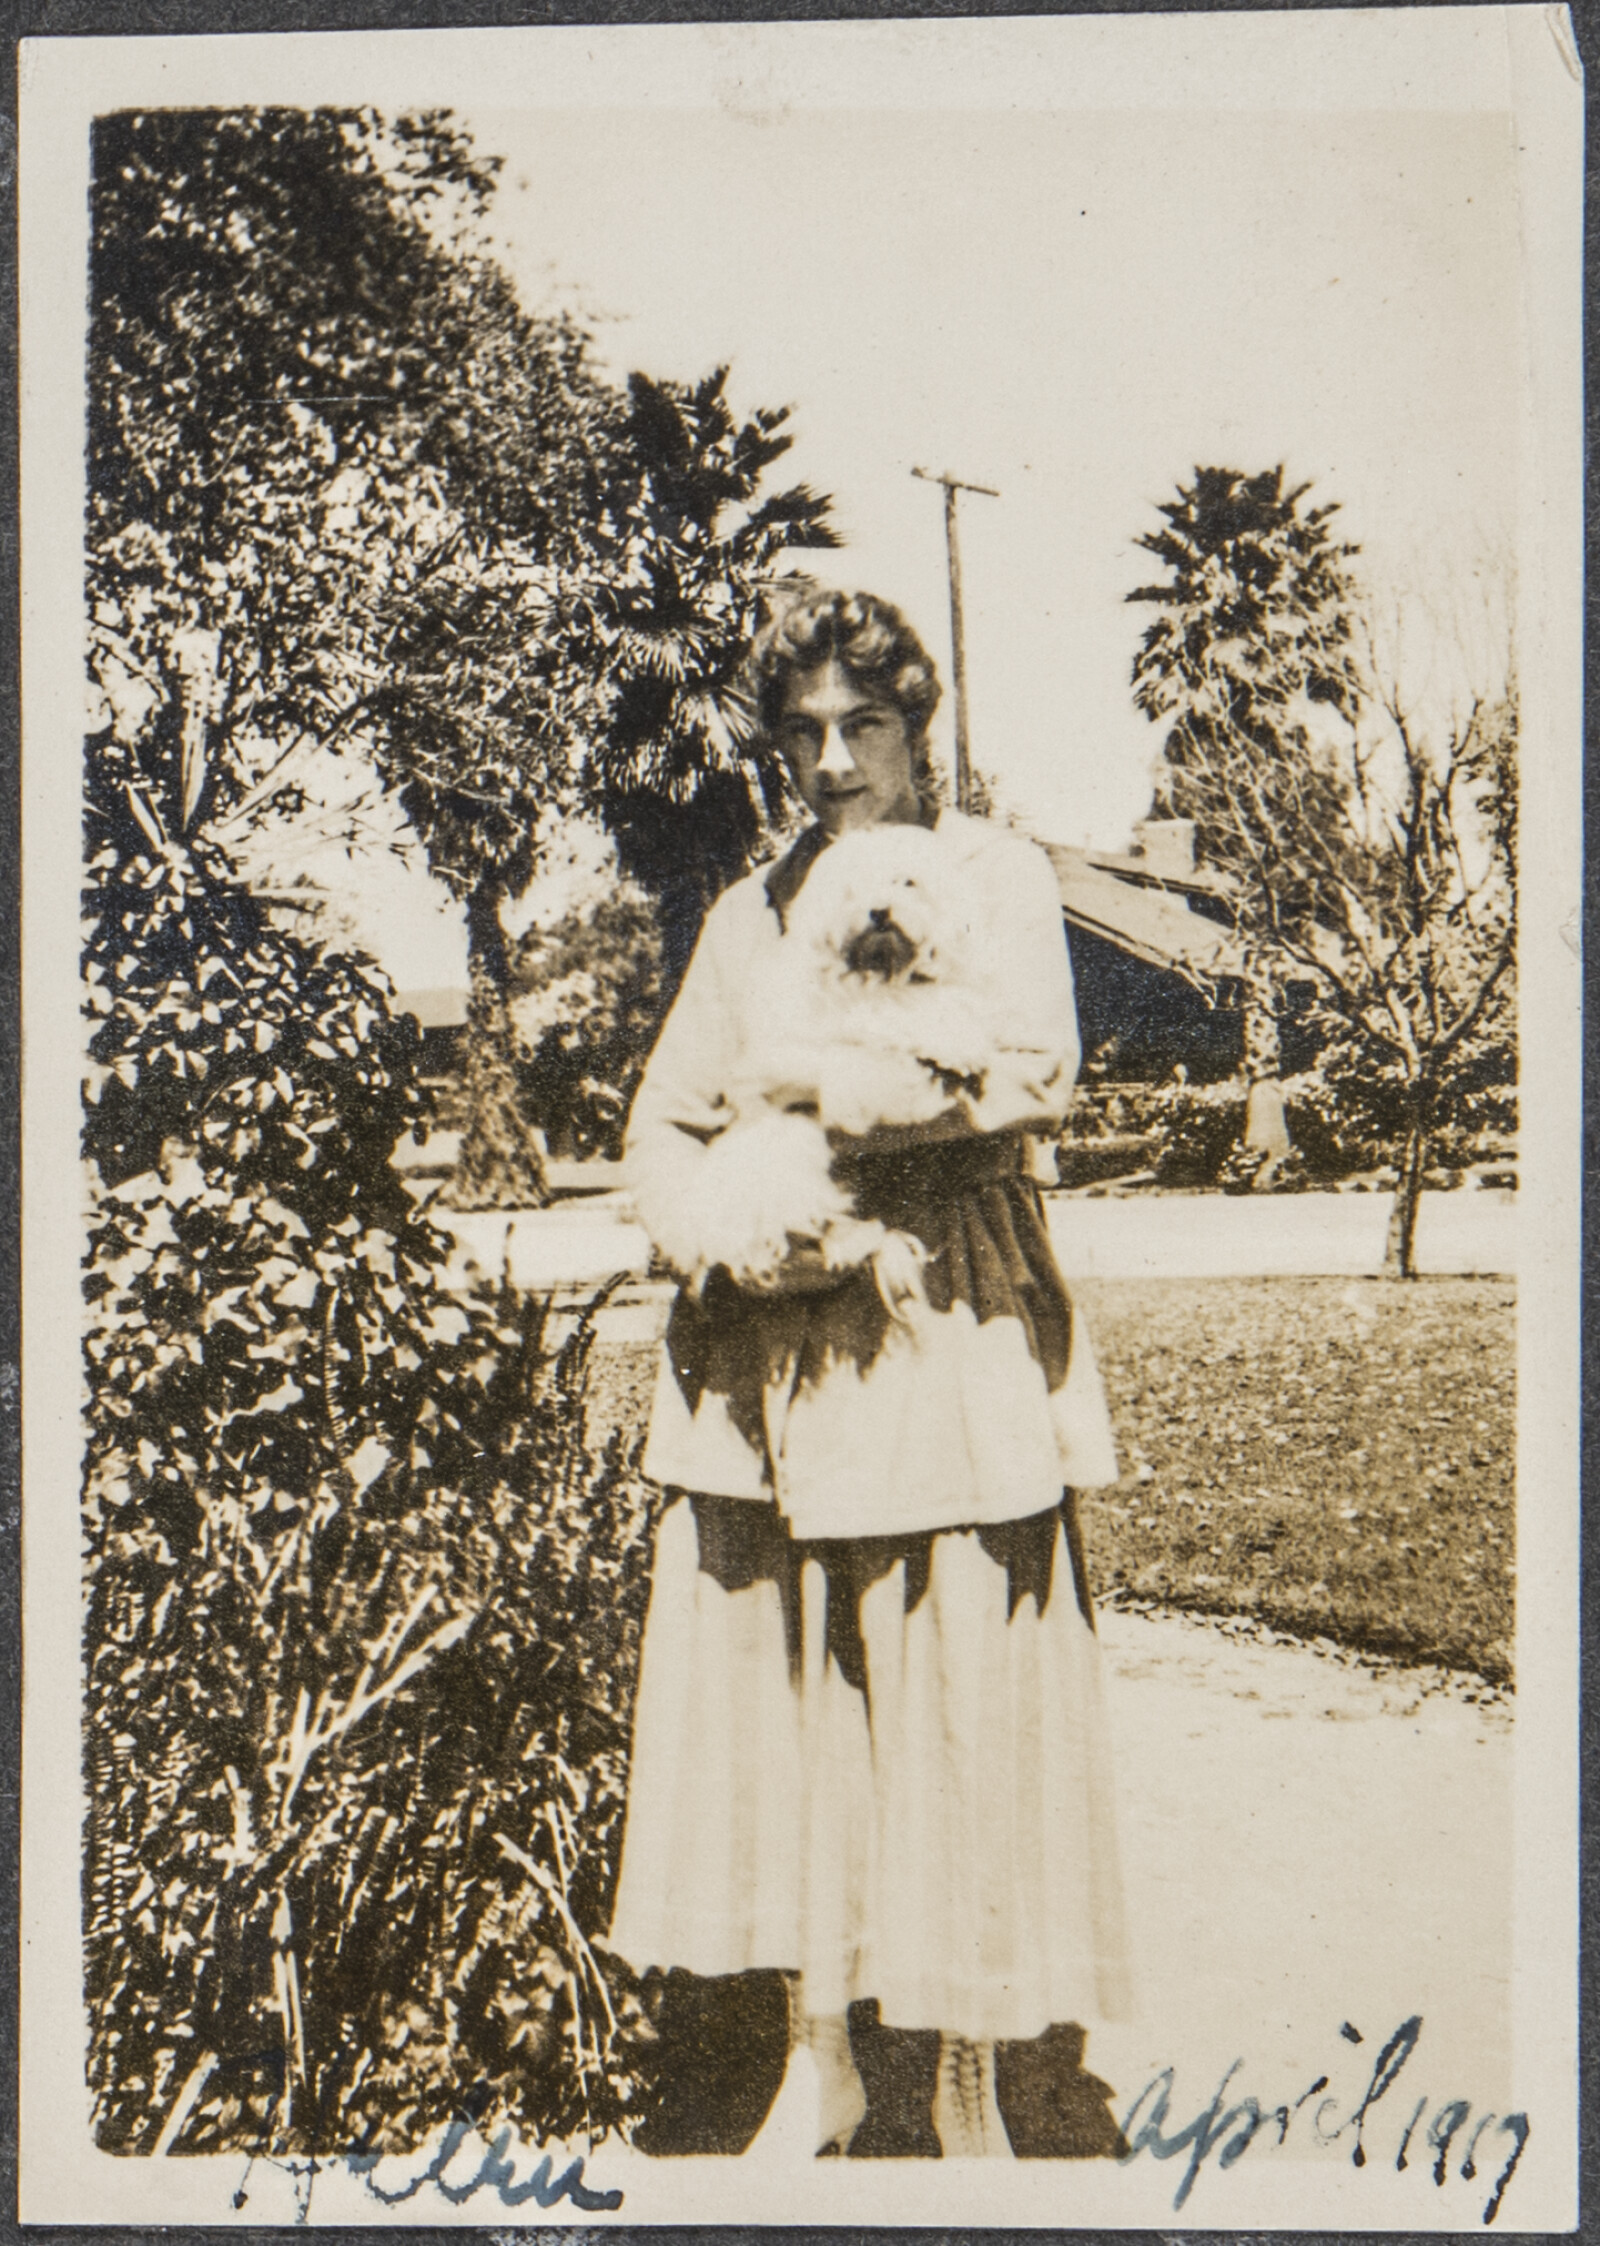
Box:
[627, 813, 1120, 1534]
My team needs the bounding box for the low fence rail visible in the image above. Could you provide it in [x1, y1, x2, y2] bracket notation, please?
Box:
[420, 1184, 1516, 1303]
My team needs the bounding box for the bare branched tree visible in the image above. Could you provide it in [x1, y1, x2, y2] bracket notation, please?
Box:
[1144, 558, 1516, 1272]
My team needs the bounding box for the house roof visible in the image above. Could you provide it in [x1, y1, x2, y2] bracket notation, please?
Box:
[1041, 842, 1247, 981]
[1078, 846, 1232, 900]
[394, 829, 1249, 1031]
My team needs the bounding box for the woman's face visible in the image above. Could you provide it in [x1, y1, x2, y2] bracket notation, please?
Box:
[774, 660, 923, 836]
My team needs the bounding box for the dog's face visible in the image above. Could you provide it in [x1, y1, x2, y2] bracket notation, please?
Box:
[791, 825, 960, 987]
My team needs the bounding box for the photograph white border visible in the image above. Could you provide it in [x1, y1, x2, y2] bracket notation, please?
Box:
[18, 8, 1583, 2226]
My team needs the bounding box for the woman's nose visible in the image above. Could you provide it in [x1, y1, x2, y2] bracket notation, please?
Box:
[815, 723, 857, 779]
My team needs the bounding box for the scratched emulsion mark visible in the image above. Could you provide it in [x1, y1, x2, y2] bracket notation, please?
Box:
[1117, 2016, 1530, 2225]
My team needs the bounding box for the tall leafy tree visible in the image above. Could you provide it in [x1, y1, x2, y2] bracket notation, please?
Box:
[90, 107, 599, 840]
[91, 111, 838, 1203]
[90, 105, 621, 1206]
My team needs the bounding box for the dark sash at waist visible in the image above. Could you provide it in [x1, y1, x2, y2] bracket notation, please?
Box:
[664, 1126, 1071, 1462]
[830, 1126, 1027, 1218]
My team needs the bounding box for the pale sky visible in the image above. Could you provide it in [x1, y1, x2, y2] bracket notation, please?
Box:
[269, 97, 1525, 992]
[471, 103, 1522, 850]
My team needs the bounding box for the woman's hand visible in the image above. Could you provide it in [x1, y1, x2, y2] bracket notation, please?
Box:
[820, 1216, 888, 1270]
[730, 1215, 892, 1296]
[732, 1240, 836, 1296]
[870, 1229, 931, 1329]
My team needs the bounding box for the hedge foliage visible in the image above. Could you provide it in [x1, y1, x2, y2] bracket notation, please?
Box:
[1056, 1060, 1517, 1194]
[506, 887, 667, 1164]
[83, 833, 656, 2159]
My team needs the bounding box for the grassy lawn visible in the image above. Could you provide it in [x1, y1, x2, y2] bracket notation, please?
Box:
[585, 1274, 1515, 1687]
[1077, 1276, 1515, 1684]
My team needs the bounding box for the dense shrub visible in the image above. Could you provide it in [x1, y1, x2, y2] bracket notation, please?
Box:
[1282, 1031, 1518, 1185]
[83, 834, 655, 2158]
[1055, 1078, 1246, 1189]
[508, 889, 666, 1163]
[1056, 1054, 1516, 1194]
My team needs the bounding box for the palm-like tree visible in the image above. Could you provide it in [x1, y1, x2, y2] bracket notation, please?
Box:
[585, 368, 841, 986]
[1129, 465, 1363, 847]
[444, 368, 838, 1209]
[1127, 468, 1364, 1125]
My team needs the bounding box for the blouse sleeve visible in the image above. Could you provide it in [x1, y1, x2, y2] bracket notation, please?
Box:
[628, 897, 739, 1143]
[962, 833, 1081, 1135]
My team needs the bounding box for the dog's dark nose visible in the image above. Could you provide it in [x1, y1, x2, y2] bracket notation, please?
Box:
[843, 912, 918, 981]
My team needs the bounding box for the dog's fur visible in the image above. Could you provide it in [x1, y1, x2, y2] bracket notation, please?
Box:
[632, 825, 1001, 1292]
[776, 824, 995, 1136]
[629, 1106, 853, 1291]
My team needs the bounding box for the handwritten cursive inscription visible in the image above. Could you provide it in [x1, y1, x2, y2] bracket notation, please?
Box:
[346, 2120, 623, 2212]
[1118, 2015, 1529, 2224]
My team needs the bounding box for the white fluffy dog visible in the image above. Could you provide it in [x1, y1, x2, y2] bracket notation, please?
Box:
[632, 825, 994, 1303]
[777, 822, 995, 1136]
[629, 1104, 856, 1293]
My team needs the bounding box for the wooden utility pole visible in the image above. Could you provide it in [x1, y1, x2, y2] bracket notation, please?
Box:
[912, 466, 999, 811]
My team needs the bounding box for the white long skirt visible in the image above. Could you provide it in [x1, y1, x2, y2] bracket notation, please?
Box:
[607, 1491, 1132, 2042]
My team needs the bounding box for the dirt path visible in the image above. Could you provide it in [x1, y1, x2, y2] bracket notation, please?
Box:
[1088, 1607, 1512, 2131]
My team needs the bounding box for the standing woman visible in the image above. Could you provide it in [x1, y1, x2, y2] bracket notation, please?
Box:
[609, 589, 1130, 2159]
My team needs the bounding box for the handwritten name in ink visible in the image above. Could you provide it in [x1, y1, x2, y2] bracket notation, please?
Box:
[346, 2118, 623, 2214]
[1118, 2015, 1529, 2225]
[223, 2070, 623, 2224]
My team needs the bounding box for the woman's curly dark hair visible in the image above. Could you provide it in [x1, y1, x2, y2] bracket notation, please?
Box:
[743, 587, 944, 807]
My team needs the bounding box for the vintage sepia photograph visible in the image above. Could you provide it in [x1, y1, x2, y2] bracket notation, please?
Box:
[17, 8, 1583, 2230]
